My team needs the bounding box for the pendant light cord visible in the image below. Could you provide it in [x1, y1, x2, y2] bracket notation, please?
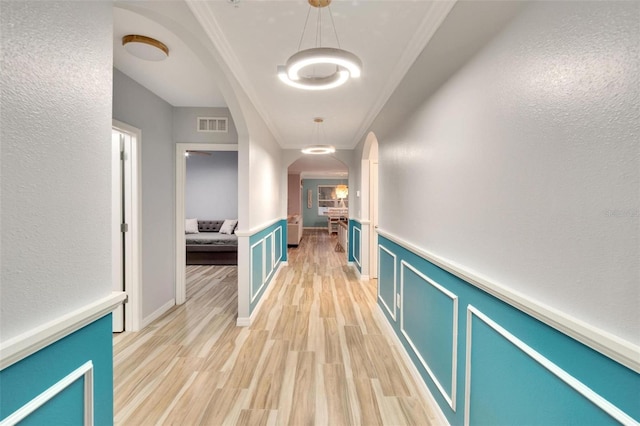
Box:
[297, 6, 313, 52]
[328, 6, 341, 49]
[297, 4, 341, 51]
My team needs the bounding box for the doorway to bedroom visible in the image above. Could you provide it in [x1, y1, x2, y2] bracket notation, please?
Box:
[175, 143, 239, 305]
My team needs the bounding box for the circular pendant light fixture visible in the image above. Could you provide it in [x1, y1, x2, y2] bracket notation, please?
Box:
[122, 35, 169, 61]
[278, 0, 362, 91]
[302, 118, 336, 154]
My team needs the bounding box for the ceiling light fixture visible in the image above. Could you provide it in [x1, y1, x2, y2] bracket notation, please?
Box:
[122, 35, 169, 61]
[278, 0, 362, 91]
[302, 118, 335, 154]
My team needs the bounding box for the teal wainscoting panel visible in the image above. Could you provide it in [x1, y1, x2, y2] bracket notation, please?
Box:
[249, 220, 286, 314]
[467, 307, 629, 425]
[401, 260, 458, 409]
[274, 227, 283, 264]
[251, 240, 265, 304]
[265, 233, 274, 280]
[348, 220, 361, 271]
[0, 315, 114, 425]
[377, 244, 397, 321]
[376, 235, 640, 425]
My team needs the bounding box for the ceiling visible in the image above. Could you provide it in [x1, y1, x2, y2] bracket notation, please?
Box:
[113, 0, 454, 151]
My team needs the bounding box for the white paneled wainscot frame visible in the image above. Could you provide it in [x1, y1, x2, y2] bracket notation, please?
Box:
[464, 306, 638, 426]
[0, 362, 94, 426]
[377, 244, 397, 321]
[250, 226, 283, 303]
[352, 226, 362, 268]
[400, 260, 459, 411]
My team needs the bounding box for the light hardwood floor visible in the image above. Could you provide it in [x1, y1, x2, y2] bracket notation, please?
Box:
[113, 230, 440, 425]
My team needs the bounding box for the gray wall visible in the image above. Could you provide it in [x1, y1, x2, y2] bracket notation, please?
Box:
[363, 1, 639, 344]
[1, 2, 113, 340]
[186, 151, 238, 219]
[112, 68, 175, 319]
[173, 107, 238, 144]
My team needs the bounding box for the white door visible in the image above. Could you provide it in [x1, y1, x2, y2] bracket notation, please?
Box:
[112, 129, 133, 332]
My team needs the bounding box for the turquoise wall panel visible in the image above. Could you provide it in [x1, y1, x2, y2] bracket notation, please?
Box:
[265, 234, 273, 279]
[349, 220, 361, 272]
[377, 235, 640, 425]
[249, 220, 286, 313]
[251, 241, 264, 304]
[274, 227, 282, 264]
[377, 245, 396, 320]
[468, 313, 619, 425]
[401, 262, 456, 400]
[0, 315, 114, 425]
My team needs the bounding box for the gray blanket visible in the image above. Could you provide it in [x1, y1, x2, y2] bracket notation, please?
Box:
[186, 232, 237, 246]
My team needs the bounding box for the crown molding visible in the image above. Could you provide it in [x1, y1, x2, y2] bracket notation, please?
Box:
[349, 0, 457, 148]
[185, 1, 286, 146]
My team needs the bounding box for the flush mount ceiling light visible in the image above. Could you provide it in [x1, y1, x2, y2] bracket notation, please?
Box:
[278, 0, 362, 91]
[122, 35, 169, 61]
[302, 118, 336, 154]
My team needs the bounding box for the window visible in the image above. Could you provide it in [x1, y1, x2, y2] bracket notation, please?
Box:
[318, 185, 348, 215]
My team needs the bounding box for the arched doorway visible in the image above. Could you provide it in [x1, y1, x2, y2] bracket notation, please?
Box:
[286, 154, 350, 242]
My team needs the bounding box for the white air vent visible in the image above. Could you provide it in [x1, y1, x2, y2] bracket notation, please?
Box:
[197, 117, 228, 133]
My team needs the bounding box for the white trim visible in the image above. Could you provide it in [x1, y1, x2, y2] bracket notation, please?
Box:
[250, 239, 267, 303]
[464, 306, 638, 426]
[377, 228, 640, 374]
[0, 293, 125, 370]
[175, 143, 239, 306]
[141, 298, 176, 329]
[352, 226, 362, 268]
[273, 227, 283, 266]
[377, 244, 397, 321]
[235, 217, 284, 237]
[375, 306, 450, 426]
[112, 120, 142, 332]
[0, 361, 95, 426]
[400, 260, 458, 411]
[237, 261, 284, 327]
[249, 225, 283, 303]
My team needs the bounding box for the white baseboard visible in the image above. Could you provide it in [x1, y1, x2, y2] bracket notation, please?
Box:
[375, 305, 450, 425]
[142, 299, 175, 329]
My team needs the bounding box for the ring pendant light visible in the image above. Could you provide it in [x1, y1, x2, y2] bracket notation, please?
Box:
[278, 0, 362, 91]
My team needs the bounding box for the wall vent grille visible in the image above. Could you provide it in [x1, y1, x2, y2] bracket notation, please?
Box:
[197, 117, 228, 133]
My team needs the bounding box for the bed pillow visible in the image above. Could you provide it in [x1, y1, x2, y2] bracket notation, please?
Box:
[185, 218, 199, 234]
[219, 219, 238, 235]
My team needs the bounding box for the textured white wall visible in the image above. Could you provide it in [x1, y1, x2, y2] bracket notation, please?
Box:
[186, 151, 238, 219]
[374, 1, 639, 344]
[1, 2, 113, 341]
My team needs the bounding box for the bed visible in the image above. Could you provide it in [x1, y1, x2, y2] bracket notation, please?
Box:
[186, 220, 238, 265]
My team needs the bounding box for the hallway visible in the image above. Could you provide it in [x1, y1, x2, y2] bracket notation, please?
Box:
[113, 230, 440, 425]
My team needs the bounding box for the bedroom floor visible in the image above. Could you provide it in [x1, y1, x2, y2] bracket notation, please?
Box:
[112, 229, 440, 425]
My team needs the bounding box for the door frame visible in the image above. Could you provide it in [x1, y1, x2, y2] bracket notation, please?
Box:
[112, 120, 142, 331]
[175, 143, 239, 305]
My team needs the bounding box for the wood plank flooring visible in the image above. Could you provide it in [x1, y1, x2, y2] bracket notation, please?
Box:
[113, 229, 440, 425]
